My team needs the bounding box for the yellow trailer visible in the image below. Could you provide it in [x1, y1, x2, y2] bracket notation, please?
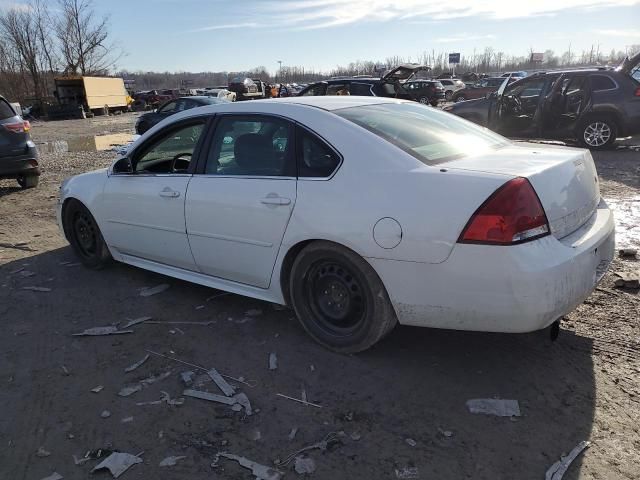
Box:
[54, 76, 130, 116]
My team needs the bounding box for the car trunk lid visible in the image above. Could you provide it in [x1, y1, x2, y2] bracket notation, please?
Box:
[382, 64, 430, 82]
[616, 50, 640, 77]
[444, 143, 600, 239]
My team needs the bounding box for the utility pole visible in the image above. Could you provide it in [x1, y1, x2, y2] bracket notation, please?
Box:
[277, 60, 282, 82]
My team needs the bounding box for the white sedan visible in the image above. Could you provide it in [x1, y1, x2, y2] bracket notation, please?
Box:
[57, 97, 615, 352]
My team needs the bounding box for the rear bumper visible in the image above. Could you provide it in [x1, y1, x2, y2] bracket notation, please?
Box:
[0, 145, 40, 178]
[369, 199, 615, 333]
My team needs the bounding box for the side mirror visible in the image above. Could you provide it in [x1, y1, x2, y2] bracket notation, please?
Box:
[113, 157, 133, 174]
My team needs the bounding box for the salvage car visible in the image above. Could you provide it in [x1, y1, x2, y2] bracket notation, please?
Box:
[228, 76, 262, 100]
[402, 80, 445, 105]
[297, 64, 428, 99]
[438, 78, 466, 101]
[445, 52, 640, 149]
[201, 88, 236, 102]
[135, 96, 228, 134]
[0, 95, 39, 188]
[58, 96, 615, 352]
[452, 77, 512, 102]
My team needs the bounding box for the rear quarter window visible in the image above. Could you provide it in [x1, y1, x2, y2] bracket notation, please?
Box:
[590, 75, 617, 91]
[0, 99, 15, 120]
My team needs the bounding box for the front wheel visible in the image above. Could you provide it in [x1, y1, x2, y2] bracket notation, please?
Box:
[289, 241, 397, 353]
[454, 94, 466, 102]
[418, 96, 429, 104]
[445, 90, 453, 101]
[63, 200, 112, 269]
[578, 118, 617, 149]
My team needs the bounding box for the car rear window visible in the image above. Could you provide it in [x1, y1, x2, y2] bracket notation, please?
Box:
[335, 103, 509, 165]
[0, 99, 15, 120]
[590, 75, 616, 91]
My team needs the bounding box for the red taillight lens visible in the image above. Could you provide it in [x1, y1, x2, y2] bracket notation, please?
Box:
[635, 87, 640, 97]
[3, 120, 29, 133]
[458, 177, 550, 245]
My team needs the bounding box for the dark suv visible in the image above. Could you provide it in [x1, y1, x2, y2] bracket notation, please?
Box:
[0, 96, 39, 188]
[445, 52, 640, 149]
[297, 64, 429, 100]
[402, 80, 445, 106]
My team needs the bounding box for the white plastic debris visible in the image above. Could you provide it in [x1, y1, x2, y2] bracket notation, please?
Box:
[545, 441, 590, 480]
[245, 308, 263, 317]
[121, 416, 134, 423]
[36, 446, 51, 457]
[91, 385, 104, 393]
[40, 473, 63, 480]
[249, 429, 262, 441]
[140, 370, 172, 385]
[124, 354, 150, 373]
[405, 438, 417, 447]
[136, 391, 184, 407]
[294, 456, 316, 474]
[213, 452, 282, 480]
[350, 432, 361, 441]
[395, 467, 419, 479]
[234, 392, 253, 415]
[208, 368, 236, 396]
[159, 455, 186, 467]
[269, 353, 278, 371]
[288, 428, 299, 441]
[139, 283, 170, 297]
[180, 371, 195, 387]
[101, 410, 111, 418]
[183, 389, 237, 405]
[276, 393, 322, 408]
[92, 452, 143, 478]
[466, 398, 521, 417]
[277, 432, 338, 467]
[72, 326, 133, 336]
[118, 384, 142, 397]
[121, 316, 152, 329]
[22, 286, 51, 292]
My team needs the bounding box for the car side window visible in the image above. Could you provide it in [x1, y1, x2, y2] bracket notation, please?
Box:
[297, 128, 340, 178]
[350, 83, 373, 95]
[590, 75, 616, 91]
[134, 122, 205, 174]
[158, 101, 177, 113]
[206, 116, 294, 176]
[301, 84, 326, 96]
[326, 84, 349, 95]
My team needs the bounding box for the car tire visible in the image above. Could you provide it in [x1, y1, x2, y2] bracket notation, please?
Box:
[445, 90, 453, 101]
[63, 200, 112, 270]
[454, 94, 466, 102]
[132, 99, 147, 112]
[418, 96, 429, 104]
[136, 121, 149, 135]
[17, 174, 39, 189]
[578, 117, 618, 150]
[289, 241, 397, 353]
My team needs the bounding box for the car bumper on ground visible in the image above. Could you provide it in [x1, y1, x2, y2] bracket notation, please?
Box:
[0, 147, 40, 179]
[368, 199, 615, 333]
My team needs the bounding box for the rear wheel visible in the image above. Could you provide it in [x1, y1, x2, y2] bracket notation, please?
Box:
[454, 94, 466, 102]
[17, 174, 39, 189]
[418, 96, 429, 104]
[289, 241, 397, 353]
[63, 200, 112, 269]
[578, 118, 617, 149]
[445, 90, 453, 101]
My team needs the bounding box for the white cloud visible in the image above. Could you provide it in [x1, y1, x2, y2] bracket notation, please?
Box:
[595, 28, 640, 38]
[189, 22, 261, 33]
[258, 0, 640, 29]
[436, 34, 496, 43]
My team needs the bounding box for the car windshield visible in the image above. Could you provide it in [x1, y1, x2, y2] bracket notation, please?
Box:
[335, 103, 509, 165]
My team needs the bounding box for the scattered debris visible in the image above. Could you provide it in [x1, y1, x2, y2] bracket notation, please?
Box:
[405, 438, 417, 447]
[136, 391, 184, 407]
[350, 432, 361, 441]
[139, 283, 170, 297]
[466, 398, 521, 417]
[72, 326, 133, 337]
[213, 452, 283, 480]
[300, 386, 307, 403]
[121, 416, 134, 423]
[545, 441, 590, 480]
[73, 455, 92, 466]
[269, 353, 278, 371]
[276, 393, 322, 408]
[19, 270, 36, 277]
[309, 365, 315, 372]
[294, 456, 316, 474]
[101, 410, 112, 419]
[395, 467, 419, 479]
[206, 292, 230, 302]
[614, 271, 640, 289]
[288, 428, 299, 441]
[619, 248, 637, 257]
[92, 452, 143, 478]
[22, 286, 51, 292]
[40, 473, 63, 480]
[159, 455, 186, 467]
[9, 267, 25, 274]
[195, 305, 204, 310]
[234, 392, 253, 415]
[439, 429, 453, 438]
[344, 412, 354, 421]
[121, 316, 152, 329]
[272, 303, 287, 311]
[91, 385, 104, 393]
[245, 308, 263, 317]
[124, 354, 150, 373]
[249, 429, 262, 441]
[36, 446, 51, 457]
[183, 389, 237, 405]
[146, 320, 215, 326]
[180, 371, 195, 387]
[208, 368, 236, 396]
[277, 432, 339, 467]
[140, 370, 172, 385]
[61, 365, 70, 376]
[118, 384, 143, 397]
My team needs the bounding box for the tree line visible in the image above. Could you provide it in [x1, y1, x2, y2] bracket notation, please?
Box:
[0, 0, 120, 103]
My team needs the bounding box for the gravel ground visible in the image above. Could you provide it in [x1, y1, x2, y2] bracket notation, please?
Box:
[0, 113, 638, 480]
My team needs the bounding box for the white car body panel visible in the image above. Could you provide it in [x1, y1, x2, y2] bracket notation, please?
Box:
[57, 96, 615, 335]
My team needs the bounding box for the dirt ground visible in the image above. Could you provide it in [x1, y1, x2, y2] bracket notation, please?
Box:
[1, 113, 638, 480]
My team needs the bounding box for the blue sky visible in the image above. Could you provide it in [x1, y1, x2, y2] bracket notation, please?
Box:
[4, 0, 640, 73]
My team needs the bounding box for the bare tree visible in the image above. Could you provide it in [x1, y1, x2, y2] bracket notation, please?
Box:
[56, 0, 120, 75]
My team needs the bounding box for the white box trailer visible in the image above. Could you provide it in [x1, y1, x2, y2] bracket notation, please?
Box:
[54, 76, 130, 116]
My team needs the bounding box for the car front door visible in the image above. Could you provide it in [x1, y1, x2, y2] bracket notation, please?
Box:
[99, 118, 208, 270]
[490, 77, 548, 136]
[185, 114, 297, 288]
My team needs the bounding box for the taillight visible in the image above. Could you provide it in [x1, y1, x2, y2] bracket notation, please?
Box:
[635, 87, 640, 97]
[3, 120, 30, 133]
[458, 177, 550, 245]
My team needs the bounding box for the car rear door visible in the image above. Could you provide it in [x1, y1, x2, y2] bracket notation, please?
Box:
[185, 114, 297, 288]
[99, 118, 209, 270]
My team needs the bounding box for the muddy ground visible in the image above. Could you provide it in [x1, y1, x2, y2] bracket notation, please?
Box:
[0, 113, 638, 480]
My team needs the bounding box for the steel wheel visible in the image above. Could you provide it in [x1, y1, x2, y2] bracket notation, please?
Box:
[418, 96, 429, 104]
[583, 121, 612, 147]
[455, 95, 466, 102]
[304, 260, 367, 337]
[73, 210, 98, 259]
[63, 200, 112, 269]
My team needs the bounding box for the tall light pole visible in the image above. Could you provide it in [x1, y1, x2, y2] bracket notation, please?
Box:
[277, 60, 282, 82]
